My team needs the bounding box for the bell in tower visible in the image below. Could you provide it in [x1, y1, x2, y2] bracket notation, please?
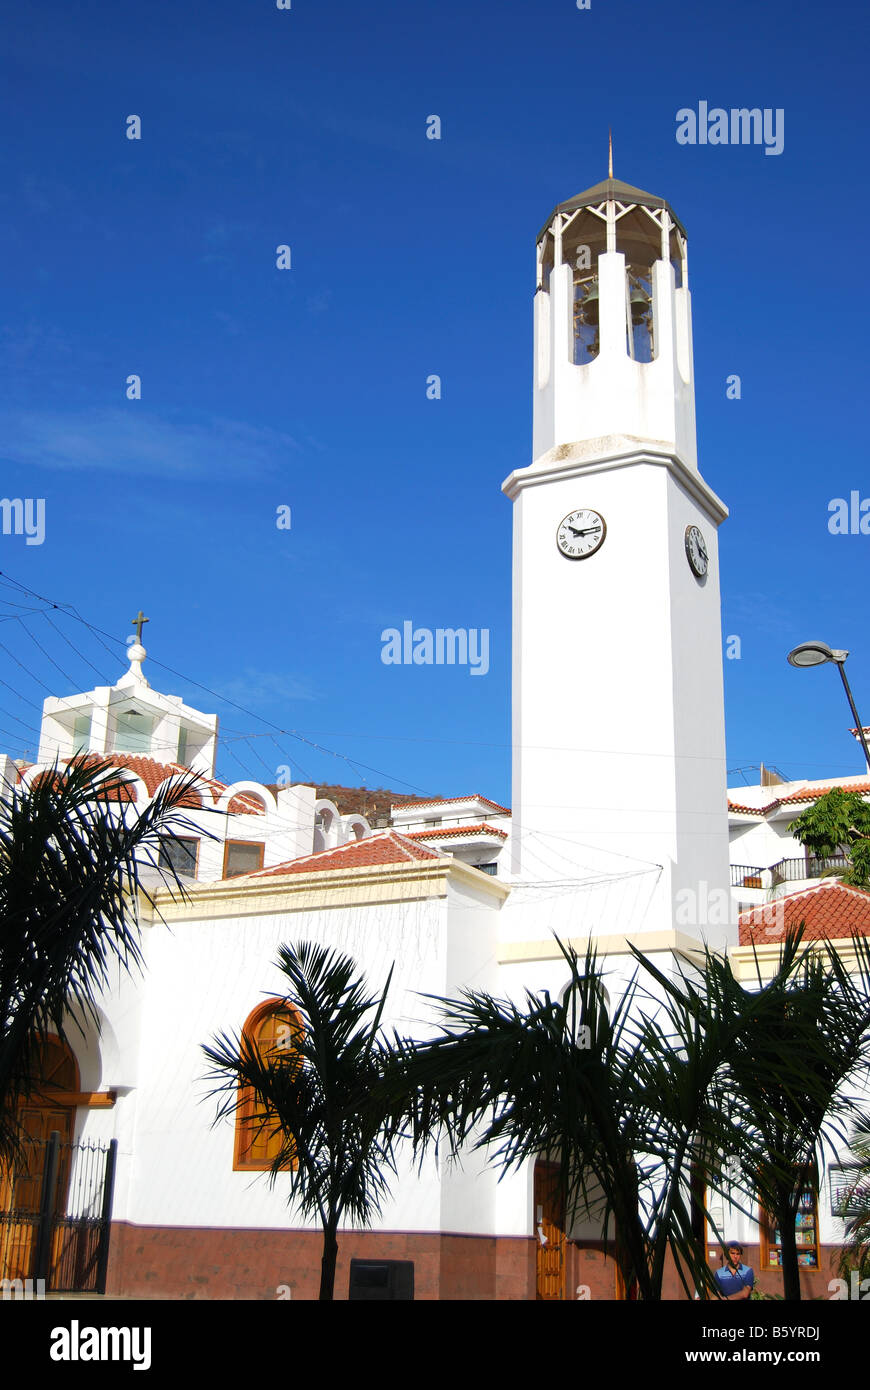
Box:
[533, 159, 696, 470]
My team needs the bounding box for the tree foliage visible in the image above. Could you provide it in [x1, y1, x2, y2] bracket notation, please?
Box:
[836, 1126, 870, 1283]
[0, 756, 204, 1162]
[646, 928, 870, 1300]
[202, 942, 398, 1300]
[384, 929, 870, 1300]
[789, 788, 870, 886]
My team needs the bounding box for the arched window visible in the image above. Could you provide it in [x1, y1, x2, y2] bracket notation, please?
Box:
[31, 1035, 80, 1098]
[233, 1000, 302, 1172]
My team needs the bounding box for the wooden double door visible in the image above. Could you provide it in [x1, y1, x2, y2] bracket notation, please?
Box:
[535, 1161, 567, 1299]
[0, 1040, 77, 1283]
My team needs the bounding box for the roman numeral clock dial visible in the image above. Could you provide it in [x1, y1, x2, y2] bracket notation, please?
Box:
[556, 509, 606, 560]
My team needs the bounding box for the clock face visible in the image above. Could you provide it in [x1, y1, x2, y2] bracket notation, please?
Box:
[685, 524, 708, 577]
[556, 509, 606, 560]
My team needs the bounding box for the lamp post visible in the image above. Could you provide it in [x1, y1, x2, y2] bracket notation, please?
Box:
[786, 641, 870, 774]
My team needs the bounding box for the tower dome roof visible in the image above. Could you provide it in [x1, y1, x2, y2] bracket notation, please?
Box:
[538, 177, 686, 242]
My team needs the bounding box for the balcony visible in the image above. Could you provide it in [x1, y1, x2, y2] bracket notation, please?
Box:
[769, 855, 848, 887]
[730, 856, 849, 889]
[731, 864, 766, 888]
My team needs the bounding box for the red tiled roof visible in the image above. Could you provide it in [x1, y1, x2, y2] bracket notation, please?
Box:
[777, 780, 870, 805]
[392, 794, 511, 815]
[226, 791, 268, 814]
[16, 754, 266, 814]
[729, 779, 870, 817]
[738, 878, 870, 943]
[245, 830, 443, 878]
[404, 822, 508, 841]
[90, 754, 201, 804]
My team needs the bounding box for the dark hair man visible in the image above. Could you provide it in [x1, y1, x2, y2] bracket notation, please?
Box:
[713, 1241, 755, 1300]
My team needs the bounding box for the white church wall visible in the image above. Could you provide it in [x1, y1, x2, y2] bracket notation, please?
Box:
[51, 970, 150, 1226]
[436, 875, 503, 1236]
[120, 892, 457, 1233]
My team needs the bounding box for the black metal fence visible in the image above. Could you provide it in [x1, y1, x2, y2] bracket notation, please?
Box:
[731, 855, 849, 889]
[730, 864, 765, 887]
[770, 855, 848, 886]
[0, 1133, 117, 1294]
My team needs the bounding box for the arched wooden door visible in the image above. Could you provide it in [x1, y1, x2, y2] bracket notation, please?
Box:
[0, 1038, 78, 1282]
[534, 1160, 566, 1300]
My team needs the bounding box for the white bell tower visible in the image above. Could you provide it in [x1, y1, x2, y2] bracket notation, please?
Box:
[503, 169, 730, 940]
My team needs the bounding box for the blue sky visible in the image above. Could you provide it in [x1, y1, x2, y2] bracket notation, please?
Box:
[1, 0, 868, 803]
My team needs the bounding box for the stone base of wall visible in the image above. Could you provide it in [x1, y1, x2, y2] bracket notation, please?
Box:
[106, 1222, 537, 1301]
[569, 1242, 841, 1301]
[105, 1224, 843, 1300]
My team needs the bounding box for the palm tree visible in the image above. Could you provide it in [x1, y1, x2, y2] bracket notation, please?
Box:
[836, 1125, 870, 1284]
[0, 754, 205, 1162]
[201, 942, 398, 1300]
[387, 930, 870, 1300]
[636, 928, 870, 1301]
[386, 937, 763, 1301]
[391, 939, 658, 1296]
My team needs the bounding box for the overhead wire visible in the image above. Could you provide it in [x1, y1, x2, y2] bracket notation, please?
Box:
[0, 572, 431, 796]
[0, 594, 411, 845]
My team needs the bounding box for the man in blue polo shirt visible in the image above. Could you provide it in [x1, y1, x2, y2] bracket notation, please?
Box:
[714, 1241, 755, 1300]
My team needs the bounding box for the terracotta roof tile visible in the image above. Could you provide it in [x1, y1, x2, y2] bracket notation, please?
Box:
[729, 779, 870, 817]
[392, 794, 511, 815]
[404, 822, 508, 841]
[245, 830, 443, 878]
[226, 791, 268, 815]
[738, 878, 870, 943]
[16, 754, 265, 815]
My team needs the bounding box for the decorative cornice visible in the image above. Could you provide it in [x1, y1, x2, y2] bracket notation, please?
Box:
[502, 435, 728, 525]
[497, 928, 711, 965]
[728, 936, 868, 982]
[140, 855, 509, 922]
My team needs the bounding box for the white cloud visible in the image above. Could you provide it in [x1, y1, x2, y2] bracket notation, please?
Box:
[0, 408, 300, 479]
[214, 669, 316, 706]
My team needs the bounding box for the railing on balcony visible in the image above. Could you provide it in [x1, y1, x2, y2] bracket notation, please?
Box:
[731, 856, 849, 889]
[731, 865, 766, 888]
[769, 855, 849, 886]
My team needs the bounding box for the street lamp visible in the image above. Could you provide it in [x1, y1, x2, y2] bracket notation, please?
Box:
[786, 641, 870, 773]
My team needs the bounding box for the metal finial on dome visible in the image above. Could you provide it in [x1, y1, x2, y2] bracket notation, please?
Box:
[608, 128, 613, 179]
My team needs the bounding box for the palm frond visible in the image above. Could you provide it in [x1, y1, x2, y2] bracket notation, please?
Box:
[0, 755, 212, 1159]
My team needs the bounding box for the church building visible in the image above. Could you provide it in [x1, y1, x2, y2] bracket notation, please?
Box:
[2, 170, 865, 1301]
